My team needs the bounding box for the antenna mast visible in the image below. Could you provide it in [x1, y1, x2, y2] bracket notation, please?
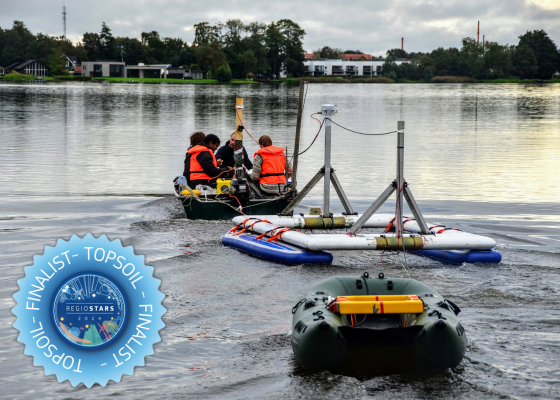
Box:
[62, 6, 67, 40]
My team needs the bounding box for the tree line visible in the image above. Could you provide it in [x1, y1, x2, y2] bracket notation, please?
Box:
[1, 20, 558, 81]
[0, 20, 306, 79]
[373, 30, 558, 81]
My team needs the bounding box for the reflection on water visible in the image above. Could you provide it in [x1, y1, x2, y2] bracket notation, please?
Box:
[1, 82, 559, 202]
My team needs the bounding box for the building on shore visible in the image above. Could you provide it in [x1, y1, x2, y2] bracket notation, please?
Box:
[0, 66, 5, 76]
[80, 61, 204, 80]
[299, 57, 410, 77]
[5, 60, 50, 76]
[81, 61, 126, 77]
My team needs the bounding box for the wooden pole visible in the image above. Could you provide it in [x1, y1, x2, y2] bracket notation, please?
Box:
[292, 79, 304, 189]
[235, 97, 244, 140]
[234, 97, 246, 179]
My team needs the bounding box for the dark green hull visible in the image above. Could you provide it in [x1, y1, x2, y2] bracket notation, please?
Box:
[291, 275, 467, 375]
[181, 195, 293, 220]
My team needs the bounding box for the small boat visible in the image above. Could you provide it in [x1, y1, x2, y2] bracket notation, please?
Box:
[222, 230, 333, 264]
[291, 274, 466, 374]
[175, 187, 293, 220]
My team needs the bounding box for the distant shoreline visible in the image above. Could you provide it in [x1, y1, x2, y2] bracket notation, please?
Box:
[1, 75, 558, 85]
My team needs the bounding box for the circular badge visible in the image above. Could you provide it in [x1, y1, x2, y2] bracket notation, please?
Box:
[12, 234, 166, 388]
[51, 272, 129, 350]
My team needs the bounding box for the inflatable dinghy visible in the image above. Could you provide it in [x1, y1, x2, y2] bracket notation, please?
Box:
[222, 232, 333, 264]
[291, 274, 466, 374]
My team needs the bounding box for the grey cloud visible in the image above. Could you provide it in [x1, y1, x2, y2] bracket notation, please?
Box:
[0, 0, 559, 56]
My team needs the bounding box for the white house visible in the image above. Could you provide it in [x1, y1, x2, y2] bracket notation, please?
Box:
[280, 58, 410, 77]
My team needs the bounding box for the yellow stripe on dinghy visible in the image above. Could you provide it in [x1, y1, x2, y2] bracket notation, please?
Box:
[330, 295, 424, 314]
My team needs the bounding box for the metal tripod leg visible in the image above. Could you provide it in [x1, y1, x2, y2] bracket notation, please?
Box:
[403, 185, 430, 234]
[280, 168, 324, 215]
[348, 183, 396, 235]
[331, 171, 354, 214]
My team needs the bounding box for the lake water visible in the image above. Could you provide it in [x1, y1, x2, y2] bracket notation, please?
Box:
[1, 81, 559, 399]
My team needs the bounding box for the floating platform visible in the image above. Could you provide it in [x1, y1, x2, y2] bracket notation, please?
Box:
[222, 232, 333, 264]
[228, 216, 501, 264]
[292, 274, 466, 374]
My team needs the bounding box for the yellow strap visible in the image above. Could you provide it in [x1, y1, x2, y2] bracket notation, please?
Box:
[337, 300, 424, 314]
[342, 295, 416, 302]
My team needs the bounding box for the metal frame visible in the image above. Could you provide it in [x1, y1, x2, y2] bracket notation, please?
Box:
[348, 121, 430, 236]
[281, 104, 354, 217]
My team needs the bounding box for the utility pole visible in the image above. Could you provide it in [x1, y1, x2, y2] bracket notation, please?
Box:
[62, 6, 67, 40]
[401, 37, 404, 51]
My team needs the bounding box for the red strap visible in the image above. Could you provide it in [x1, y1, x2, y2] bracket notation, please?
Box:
[267, 228, 291, 242]
[385, 217, 396, 232]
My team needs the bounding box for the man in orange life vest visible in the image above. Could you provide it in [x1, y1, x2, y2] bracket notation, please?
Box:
[185, 134, 232, 188]
[251, 135, 291, 194]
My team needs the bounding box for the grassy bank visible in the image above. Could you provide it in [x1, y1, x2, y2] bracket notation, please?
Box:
[93, 77, 256, 84]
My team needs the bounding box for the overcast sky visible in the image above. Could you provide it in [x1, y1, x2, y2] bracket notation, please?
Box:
[1, 0, 560, 55]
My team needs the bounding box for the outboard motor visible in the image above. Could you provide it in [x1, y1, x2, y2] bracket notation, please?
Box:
[230, 178, 250, 206]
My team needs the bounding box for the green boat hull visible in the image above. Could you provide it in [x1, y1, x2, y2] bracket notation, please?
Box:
[180, 195, 293, 220]
[291, 275, 467, 375]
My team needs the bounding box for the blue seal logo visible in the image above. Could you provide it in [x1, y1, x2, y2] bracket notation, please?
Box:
[51, 272, 129, 350]
[12, 234, 166, 388]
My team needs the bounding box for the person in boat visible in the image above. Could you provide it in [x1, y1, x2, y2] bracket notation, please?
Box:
[183, 132, 206, 179]
[185, 134, 231, 188]
[251, 135, 291, 194]
[215, 132, 253, 176]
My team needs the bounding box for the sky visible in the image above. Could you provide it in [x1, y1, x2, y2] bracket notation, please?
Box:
[1, 0, 560, 56]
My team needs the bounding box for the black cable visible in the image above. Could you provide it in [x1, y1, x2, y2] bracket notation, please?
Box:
[324, 117, 397, 136]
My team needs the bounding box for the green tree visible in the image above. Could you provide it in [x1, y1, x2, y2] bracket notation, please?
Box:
[513, 45, 538, 79]
[196, 44, 227, 73]
[265, 22, 283, 78]
[458, 37, 484, 78]
[483, 42, 513, 78]
[236, 50, 257, 79]
[277, 19, 305, 77]
[99, 22, 117, 60]
[116, 37, 145, 65]
[386, 48, 408, 60]
[141, 31, 165, 63]
[214, 64, 232, 82]
[82, 32, 101, 61]
[1, 21, 35, 66]
[518, 30, 560, 79]
[344, 49, 363, 54]
[243, 22, 269, 76]
[314, 46, 343, 59]
[423, 66, 434, 82]
[193, 22, 221, 46]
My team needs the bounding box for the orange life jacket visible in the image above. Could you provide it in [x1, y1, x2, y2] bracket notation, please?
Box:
[255, 146, 287, 185]
[188, 145, 217, 181]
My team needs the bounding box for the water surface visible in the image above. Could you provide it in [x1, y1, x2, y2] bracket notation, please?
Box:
[1, 81, 559, 399]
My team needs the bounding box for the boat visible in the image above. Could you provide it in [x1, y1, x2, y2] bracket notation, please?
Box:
[174, 96, 296, 220]
[175, 188, 294, 220]
[222, 230, 333, 264]
[291, 274, 466, 374]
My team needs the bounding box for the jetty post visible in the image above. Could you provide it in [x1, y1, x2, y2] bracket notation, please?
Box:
[291, 79, 305, 189]
[396, 121, 404, 237]
[322, 104, 337, 216]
